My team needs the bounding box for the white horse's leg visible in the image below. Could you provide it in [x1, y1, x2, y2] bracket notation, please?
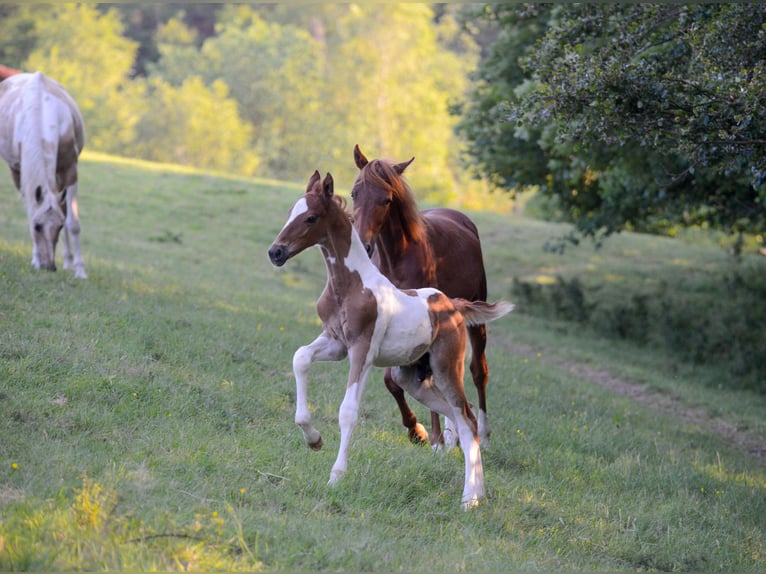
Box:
[292, 333, 347, 450]
[64, 184, 86, 278]
[329, 350, 373, 484]
[30, 233, 41, 269]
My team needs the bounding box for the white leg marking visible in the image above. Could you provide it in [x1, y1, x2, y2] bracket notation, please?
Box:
[455, 415, 485, 510]
[292, 333, 347, 449]
[443, 416, 458, 451]
[330, 355, 373, 484]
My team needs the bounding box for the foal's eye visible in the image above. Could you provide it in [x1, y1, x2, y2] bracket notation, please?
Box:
[306, 215, 317, 224]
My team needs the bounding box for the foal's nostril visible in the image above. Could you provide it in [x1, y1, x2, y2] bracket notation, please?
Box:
[365, 243, 374, 258]
[268, 245, 286, 266]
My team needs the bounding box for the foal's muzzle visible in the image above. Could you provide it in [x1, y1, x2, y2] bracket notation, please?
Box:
[268, 244, 289, 267]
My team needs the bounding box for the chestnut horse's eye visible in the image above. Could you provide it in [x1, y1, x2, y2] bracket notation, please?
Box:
[306, 215, 317, 224]
[382, 198, 392, 206]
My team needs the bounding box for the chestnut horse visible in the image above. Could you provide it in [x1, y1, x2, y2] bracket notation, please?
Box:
[0, 71, 87, 277]
[268, 170, 512, 509]
[351, 145, 491, 447]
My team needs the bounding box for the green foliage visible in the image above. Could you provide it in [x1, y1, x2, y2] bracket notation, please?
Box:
[512, 267, 766, 391]
[2, 4, 481, 201]
[23, 4, 142, 153]
[127, 76, 258, 175]
[459, 4, 766, 239]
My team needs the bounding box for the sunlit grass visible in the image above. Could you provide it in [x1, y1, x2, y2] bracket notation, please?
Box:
[0, 153, 764, 571]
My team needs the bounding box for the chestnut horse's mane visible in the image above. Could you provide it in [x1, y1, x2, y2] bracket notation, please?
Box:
[358, 159, 428, 245]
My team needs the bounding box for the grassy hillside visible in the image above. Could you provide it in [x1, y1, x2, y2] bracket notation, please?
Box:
[0, 153, 764, 571]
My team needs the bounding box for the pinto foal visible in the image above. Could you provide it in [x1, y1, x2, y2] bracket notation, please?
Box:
[268, 171, 512, 509]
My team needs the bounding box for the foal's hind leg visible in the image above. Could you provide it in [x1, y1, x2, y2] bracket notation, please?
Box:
[468, 324, 491, 445]
[383, 367, 429, 444]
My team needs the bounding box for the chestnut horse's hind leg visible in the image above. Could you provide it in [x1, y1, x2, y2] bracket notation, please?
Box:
[383, 367, 429, 444]
[468, 324, 491, 446]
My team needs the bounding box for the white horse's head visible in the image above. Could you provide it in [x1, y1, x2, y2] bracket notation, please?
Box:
[28, 185, 66, 271]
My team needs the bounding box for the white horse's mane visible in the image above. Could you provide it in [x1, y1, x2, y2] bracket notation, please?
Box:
[19, 73, 59, 207]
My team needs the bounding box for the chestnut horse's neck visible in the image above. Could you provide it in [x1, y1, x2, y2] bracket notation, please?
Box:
[375, 181, 436, 286]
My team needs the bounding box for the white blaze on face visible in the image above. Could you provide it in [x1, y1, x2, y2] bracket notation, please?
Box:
[281, 197, 309, 231]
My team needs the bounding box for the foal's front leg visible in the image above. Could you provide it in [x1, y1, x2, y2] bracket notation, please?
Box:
[292, 332, 347, 450]
[330, 347, 373, 484]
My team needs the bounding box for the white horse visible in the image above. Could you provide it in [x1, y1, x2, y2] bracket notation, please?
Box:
[0, 71, 87, 278]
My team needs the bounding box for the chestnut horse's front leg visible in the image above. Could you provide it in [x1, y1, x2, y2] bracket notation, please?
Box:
[292, 332, 347, 450]
[383, 367, 429, 444]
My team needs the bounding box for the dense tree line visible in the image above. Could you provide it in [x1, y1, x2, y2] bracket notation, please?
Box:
[0, 3, 477, 199]
[458, 4, 766, 244]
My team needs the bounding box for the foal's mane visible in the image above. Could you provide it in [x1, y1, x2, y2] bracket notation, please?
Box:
[360, 159, 427, 245]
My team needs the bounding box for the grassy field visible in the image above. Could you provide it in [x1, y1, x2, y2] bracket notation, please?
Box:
[0, 152, 765, 571]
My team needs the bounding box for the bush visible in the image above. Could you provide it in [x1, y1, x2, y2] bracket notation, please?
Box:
[511, 269, 766, 392]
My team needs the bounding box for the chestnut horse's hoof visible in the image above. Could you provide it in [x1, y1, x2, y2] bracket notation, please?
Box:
[308, 436, 323, 451]
[408, 423, 429, 445]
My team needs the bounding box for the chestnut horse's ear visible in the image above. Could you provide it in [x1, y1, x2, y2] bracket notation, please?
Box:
[393, 156, 415, 175]
[306, 170, 321, 192]
[353, 144, 368, 169]
[322, 172, 334, 198]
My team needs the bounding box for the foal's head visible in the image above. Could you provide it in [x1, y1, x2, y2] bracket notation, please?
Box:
[29, 185, 66, 271]
[350, 144, 421, 256]
[268, 170, 346, 267]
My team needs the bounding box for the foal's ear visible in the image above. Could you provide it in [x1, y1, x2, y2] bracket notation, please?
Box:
[393, 156, 415, 175]
[306, 170, 321, 192]
[353, 144, 369, 169]
[322, 172, 334, 198]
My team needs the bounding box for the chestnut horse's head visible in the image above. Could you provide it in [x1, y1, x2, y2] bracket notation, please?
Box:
[268, 170, 339, 267]
[351, 144, 417, 257]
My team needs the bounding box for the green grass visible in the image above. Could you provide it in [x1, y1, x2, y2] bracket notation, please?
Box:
[0, 152, 765, 571]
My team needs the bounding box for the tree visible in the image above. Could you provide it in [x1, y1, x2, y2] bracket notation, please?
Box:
[458, 4, 766, 240]
[23, 4, 143, 154]
[127, 76, 258, 175]
[149, 6, 327, 181]
[327, 3, 478, 200]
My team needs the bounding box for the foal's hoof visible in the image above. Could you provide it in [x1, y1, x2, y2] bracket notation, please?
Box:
[461, 496, 482, 511]
[408, 423, 429, 445]
[308, 436, 323, 451]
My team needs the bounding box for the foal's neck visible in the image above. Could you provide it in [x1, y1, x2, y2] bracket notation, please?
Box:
[320, 213, 382, 292]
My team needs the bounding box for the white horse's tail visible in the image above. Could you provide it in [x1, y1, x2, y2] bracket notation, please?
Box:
[452, 299, 514, 326]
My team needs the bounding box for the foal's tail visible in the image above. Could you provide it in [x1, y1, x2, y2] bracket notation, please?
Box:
[452, 299, 514, 326]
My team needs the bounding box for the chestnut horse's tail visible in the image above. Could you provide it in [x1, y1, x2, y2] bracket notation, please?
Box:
[452, 299, 514, 326]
